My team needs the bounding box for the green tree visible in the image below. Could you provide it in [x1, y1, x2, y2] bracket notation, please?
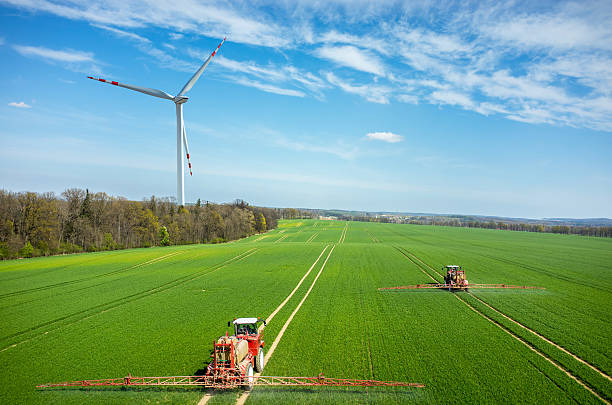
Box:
[255, 212, 266, 232]
[19, 241, 34, 258]
[159, 226, 170, 246]
[103, 233, 117, 250]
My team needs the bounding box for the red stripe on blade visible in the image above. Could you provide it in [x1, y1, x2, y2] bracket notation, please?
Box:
[111, 81, 118, 85]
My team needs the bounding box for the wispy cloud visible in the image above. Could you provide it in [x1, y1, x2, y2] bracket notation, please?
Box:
[12, 44, 103, 74]
[231, 77, 305, 98]
[325, 72, 391, 104]
[316, 45, 385, 76]
[4, 0, 612, 131]
[366, 131, 403, 143]
[202, 54, 326, 97]
[2, 0, 290, 48]
[13, 45, 94, 63]
[8, 101, 31, 108]
[91, 24, 150, 43]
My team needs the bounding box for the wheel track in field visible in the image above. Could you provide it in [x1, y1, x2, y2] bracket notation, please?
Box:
[338, 222, 348, 243]
[395, 246, 610, 401]
[306, 232, 319, 243]
[0, 250, 185, 299]
[366, 231, 380, 243]
[274, 234, 289, 243]
[454, 294, 608, 404]
[468, 293, 611, 383]
[396, 228, 609, 294]
[477, 252, 611, 294]
[234, 245, 336, 405]
[0, 252, 130, 283]
[393, 246, 441, 282]
[0, 248, 258, 353]
[199, 245, 332, 405]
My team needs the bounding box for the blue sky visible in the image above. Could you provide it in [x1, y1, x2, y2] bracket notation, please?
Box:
[0, 1, 611, 218]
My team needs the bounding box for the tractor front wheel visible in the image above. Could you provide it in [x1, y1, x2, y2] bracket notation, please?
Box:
[255, 347, 265, 372]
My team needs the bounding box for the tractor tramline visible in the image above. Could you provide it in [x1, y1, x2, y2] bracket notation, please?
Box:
[379, 265, 545, 292]
[37, 317, 424, 391]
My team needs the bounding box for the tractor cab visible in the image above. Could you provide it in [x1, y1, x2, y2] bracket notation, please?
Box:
[231, 317, 265, 337]
[443, 265, 468, 289]
[228, 317, 266, 372]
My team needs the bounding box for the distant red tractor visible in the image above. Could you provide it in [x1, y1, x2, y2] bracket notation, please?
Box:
[443, 265, 469, 291]
[205, 317, 266, 389]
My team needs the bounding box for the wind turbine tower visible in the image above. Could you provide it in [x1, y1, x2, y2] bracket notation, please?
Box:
[88, 37, 226, 206]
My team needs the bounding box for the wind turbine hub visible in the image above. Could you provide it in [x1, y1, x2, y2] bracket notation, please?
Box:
[174, 96, 189, 104]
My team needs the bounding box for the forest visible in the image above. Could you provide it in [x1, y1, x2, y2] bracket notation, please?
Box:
[0, 189, 282, 259]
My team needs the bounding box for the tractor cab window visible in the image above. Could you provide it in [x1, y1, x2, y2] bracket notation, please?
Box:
[236, 323, 257, 335]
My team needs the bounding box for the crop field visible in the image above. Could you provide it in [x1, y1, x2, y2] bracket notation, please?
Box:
[1, 220, 611, 404]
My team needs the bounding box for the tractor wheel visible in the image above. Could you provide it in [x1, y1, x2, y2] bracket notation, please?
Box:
[243, 364, 254, 390]
[255, 347, 265, 372]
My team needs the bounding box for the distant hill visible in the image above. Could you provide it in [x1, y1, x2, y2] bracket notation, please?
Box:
[297, 208, 612, 227]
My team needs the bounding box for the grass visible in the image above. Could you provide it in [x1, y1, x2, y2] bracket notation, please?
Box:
[1, 219, 610, 404]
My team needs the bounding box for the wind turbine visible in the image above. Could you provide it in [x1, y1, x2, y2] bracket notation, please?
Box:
[87, 37, 226, 206]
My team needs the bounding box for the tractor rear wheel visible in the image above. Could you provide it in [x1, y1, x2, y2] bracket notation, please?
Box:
[243, 364, 254, 390]
[255, 347, 264, 372]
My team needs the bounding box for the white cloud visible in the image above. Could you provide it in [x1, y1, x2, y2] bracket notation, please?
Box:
[8, 101, 31, 108]
[325, 72, 391, 104]
[430, 90, 475, 109]
[12, 44, 103, 75]
[91, 24, 150, 43]
[397, 94, 418, 104]
[205, 54, 326, 97]
[366, 131, 403, 143]
[3, 1, 612, 131]
[316, 45, 385, 76]
[481, 12, 612, 51]
[13, 45, 94, 63]
[231, 77, 305, 98]
[2, 0, 290, 48]
[319, 30, 391, 56]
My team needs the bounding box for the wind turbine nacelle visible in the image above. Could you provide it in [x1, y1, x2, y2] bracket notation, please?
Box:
[174, 96, 189, 104]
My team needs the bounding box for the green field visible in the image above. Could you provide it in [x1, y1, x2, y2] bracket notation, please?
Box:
[1, 220, 611, 404]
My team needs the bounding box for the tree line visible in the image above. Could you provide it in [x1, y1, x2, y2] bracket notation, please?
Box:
[347, 215, 612, 237]
[0, 189, 280, 259]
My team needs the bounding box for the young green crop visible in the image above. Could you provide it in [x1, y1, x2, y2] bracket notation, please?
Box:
[1, 219, 610, 404]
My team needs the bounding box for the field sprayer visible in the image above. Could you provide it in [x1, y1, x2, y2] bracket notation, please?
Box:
[37, 317, 424, 391]
[379, 265, 545, 292]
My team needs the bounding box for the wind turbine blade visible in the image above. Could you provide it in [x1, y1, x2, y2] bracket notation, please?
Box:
[177, 37, 226, 97]
[182, 125, 192, 176]
[87, 76, 174, 100]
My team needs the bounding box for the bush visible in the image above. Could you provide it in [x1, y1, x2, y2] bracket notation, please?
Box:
[159, 226, 170, 246]
[19, 241, 34, 258]
[103, 233, 118, 250]
[59, 242, 83, 254]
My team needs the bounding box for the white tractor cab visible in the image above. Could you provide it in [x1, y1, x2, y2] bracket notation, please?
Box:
[229, 317, 266, 336]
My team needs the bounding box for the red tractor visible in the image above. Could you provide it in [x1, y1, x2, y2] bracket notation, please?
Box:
[205, 317, 266, 389]
[443, 265, 469, 291]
